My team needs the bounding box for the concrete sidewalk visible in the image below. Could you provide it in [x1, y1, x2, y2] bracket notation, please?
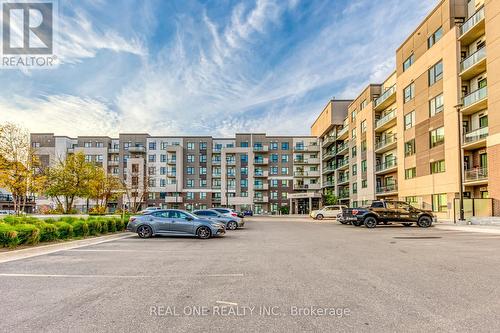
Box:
[0, 233, 134, 264]
[434, 223, 500, 235]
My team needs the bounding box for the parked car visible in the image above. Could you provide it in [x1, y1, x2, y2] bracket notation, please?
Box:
[342, 200, 436, 228]
[310, 205, 347, 220]
[193, 209, 244, 230]
[139, 206, 162, 215]
[212, 207, 242, 219]
[127, 209, 225, 239]
[243, 210, 253, 216]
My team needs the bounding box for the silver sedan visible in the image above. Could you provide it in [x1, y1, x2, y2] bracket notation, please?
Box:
[193, 209, 244, 230]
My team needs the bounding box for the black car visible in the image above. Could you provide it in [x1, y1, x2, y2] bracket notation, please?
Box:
[342, 200, 436, 229]
[243, 210, 253, 216]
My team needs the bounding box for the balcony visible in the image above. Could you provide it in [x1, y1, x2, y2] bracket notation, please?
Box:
[294, 170, 320, 178]
[108, 148, 120, 154]
[338, 189, 350, 199]
[166, 172, 177, 178]
[336, 141, 349, 155]
[322, 181, 335, 188]
[212, 159, 221, 165]
[337, 175, 349, 185]
[255, 170, 269, 177]
[322, 165, 335, 174]
[460, 47, 487, 81]
[294, 158, 320, 165]
[212, 172, 221, 178]
[459, 7, 485, 44]
[254, 158, 269, 165]
[463, 127, 488, 150]
[226, 159, 236, 165]
[167, 159, 177, 165]
[376, 184, 398, 195]
[293, 183, 321, 191]
[294, 145, 320, 152]
[462, 86, 488, 115]
[165, 196, 183, 203]
[375, 134, 397, 153]
[212, 147, 222, 153]
[253, 145, 269, 152]
[253, 196, 269, 203]
[128, 146, 146, 153]
[322, 135, 336, 148]
[254, 183, 269, 190]
[376, 158, 397, 175]
[335, 158, 349, 171]
[107, 160, 119, 166]
[322, 151, 335, 161]
[337, 126, 349, 140]
[464, 167, 488, 185]
[212, 197, 221, 203]
[374, 84, 396, 111]
[212, 185, 221, 189]
[375, 109, 397, 132]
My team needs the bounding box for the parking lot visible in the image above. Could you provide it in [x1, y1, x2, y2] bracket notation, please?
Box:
[1, 218, 500, 332]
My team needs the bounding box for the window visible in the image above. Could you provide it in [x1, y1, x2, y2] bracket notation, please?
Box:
[199, 192, 207, 200]
[361, 140, 367, 152]
[429, 94, 444, 117]
[361, 120, 367, 133]
[199, 167, 207, 175]
[160, 154, 167, 162]
[404, 139, 416, 157]
[187, 155, 195, 163]
[187, 167, 195, 175]
[187, 192, 194, 200]
[403, 54, 414, 71]
[271, 179, 278, 187]
[148, 154, 156, 162]
[404, 83, 415, 103]
[428, 27, 443, 49]
[160, 179, 166, 187]
[149, 142, 156, 150]
[405, 167, 416, 179]
[428, 61, 443, 86]
[351, 110, 357, 122]
[241, 154, 248, 163]
[479, 115, 488, 128]
[186, 179, 194, 188]
[406, 196, 419, 207]
[270, 166, 278, 175]
[352, 182, 358, 194]
[281, 167, 289, 175]
[361, 160, 367, 173]
[240, 141, 249, 148]
[187, 142, 195, 150]
[360, 100, 367, 110]
[200, 155, 207, 163]
[432, 193, 447, 212]
[160, 167, 166, 175]
[352, 164, 357, 176]
[281, 142, 289, 150]
[404, 111, 415, 130]
[271, 154, 278, 163]
[281, 180, 288, 187]
[241, 179, 248, 188]
[199, 179, 207, 187]
[199, 142, 207, 150]
[430, 127, 445, 148]
[430, 160, 445, 174]
[281, 154, 289, 163]
[270, 142, 278, 150]
[362, 180, 367, 188]
[351, 128, 357, 140]
[351, 146, 357, 158]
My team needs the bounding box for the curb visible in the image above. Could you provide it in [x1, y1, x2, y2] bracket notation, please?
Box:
[434, 224, 500, 235]
[0, 233, 134, 264]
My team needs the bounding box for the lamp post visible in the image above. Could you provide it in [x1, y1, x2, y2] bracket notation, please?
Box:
[455, 103, 465, 223]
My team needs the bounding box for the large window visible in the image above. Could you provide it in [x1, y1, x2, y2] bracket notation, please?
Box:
[404, 111, 415, 130]
[432, 193, 447, 212]
[428, 27, 443, 49]
[428, 61, 443, 86]
[361, 160, 367, 173]
[430, 160, 445, 174]
[360, 99, 367, 110]
[403, 54, 414, 71]
[430, 127, 445, 148]
[404, 139, 416, 157]
[404, 83, 415, 103]
[405, 167, 416, 179]
[361, 120, 367, 133]
[429, 93, 444, 116]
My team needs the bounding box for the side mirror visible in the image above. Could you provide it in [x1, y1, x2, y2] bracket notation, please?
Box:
[185, 217, 193, 221]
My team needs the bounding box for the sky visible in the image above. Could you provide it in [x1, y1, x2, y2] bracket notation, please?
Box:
[0, 0, 438, 137]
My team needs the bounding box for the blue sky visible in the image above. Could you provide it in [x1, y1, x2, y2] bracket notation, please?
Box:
[0, 0, 438, 137]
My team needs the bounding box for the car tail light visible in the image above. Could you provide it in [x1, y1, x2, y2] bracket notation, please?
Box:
[231, 213, 238, 217]
[352, 210, 359, 216]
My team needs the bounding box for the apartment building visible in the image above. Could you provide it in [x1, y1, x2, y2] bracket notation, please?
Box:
[313, 0, 500, 219]
[30, 133, 321, 214]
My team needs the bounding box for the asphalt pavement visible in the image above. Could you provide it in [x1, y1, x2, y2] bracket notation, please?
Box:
[1, 218, 499, 332]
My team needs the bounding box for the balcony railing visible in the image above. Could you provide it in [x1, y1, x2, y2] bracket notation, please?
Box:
[322, 165, 335, 174]
[108, 148, 120, 154]
[376, 158, 397, 172]
[322, 151, 335, 160]
[376, 184, 398, 194]
[294, 145, 320, 152]
[460, 7, 484, 36]
[253, 145, 269, 152]
[463, 86, 487, 108]
[335, 158, 349, 169]
[338, 189, 350, 199]
[464, 127, 488, 145]
[337, 126, 348, 138]
[322, 181, 335, 187]
[464, 167, 488, 182]
[375, 110, 396, 129]
[336, 141, 349, 154]
[375, 134, 397, 151]
[128, 146, 146, 153]
[322, 135, 336, 147]
[254, 158, 269, 164]
[338, 175, 349, 184]
[461, 47, 486, 73]
[374, 84, 396, 108]
[254, 184, 269, 190]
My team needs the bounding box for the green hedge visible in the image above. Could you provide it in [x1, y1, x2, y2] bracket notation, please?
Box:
[0, 216, 127, 248]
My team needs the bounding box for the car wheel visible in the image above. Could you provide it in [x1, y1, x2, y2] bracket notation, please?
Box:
[197, 226, 212, 239]
[364, 217, 377, 228]
[227, 221, 238, 230]
[417, 216, 433, 228]
[402, 223, 412, 227]
[316, 214, 324, 220]
[339, 220, 348, 225]
[352, 219, 363, 227]
[137, 225, 153, 238]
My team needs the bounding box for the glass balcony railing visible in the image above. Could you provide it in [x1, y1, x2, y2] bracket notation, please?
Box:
[460, 7, 484, 36]
[376, 184, 398, 194]
[461, 47, 486, 73]
[374, 84, 396, 108]
[463, 86, 487, 108]
[337, 126, 348, 137]
[375, 110, 396, 128]
[375, 134, 397, 150]
[322, 181, 335, 187]
[338, 175, 349, 184]
[338, 189, 350, 199]
[464, 127, 488, 145]
[335, 158, 349, 169]
[376, 158, 397, 172]
[464, 167, 488, 182]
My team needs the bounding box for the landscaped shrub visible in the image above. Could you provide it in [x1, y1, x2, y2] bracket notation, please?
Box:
[71, 220, 89, 238]
[86, 219, 102, 236]
[53, 222, 73, 239]
[60, 216, 77, 224]
[0, 223, 18, 248]
[106, 218, 117, 233]
[36, 222, 59, 242]
[100, 219, 109, 234]
[115, 219, 124, 231]
[13, 224, 40, 245]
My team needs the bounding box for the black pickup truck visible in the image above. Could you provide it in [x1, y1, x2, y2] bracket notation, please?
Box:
[341, 200, 436, 228]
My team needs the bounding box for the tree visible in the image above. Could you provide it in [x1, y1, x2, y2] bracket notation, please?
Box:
[0, 123, 42, 214]
[122, 174, 149, 213]
[88, 168, 123, 213]
[44, 152, 94, 214]
[323, 189, 338, 206]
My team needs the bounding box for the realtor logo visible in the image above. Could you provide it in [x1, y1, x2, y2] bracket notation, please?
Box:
[1, 0, 58, 68]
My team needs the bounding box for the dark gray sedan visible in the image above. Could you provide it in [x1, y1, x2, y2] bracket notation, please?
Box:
[193, 209, 245, 230]
[127, 209, 225, 239]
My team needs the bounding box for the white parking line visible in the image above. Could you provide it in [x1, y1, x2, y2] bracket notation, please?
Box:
[0, 273, 245, 279]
